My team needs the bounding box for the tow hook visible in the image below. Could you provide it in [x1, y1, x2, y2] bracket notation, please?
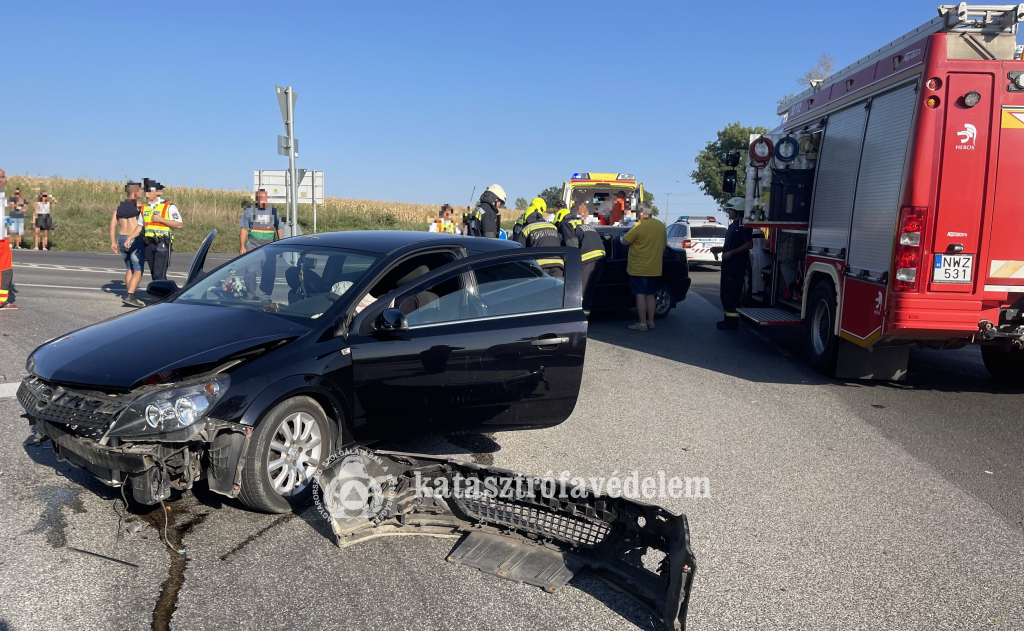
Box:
[979, 320, 1024, 348]
[979, 320, 995, 340]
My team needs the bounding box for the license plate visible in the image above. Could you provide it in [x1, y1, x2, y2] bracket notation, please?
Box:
[933, 254, 973, 284]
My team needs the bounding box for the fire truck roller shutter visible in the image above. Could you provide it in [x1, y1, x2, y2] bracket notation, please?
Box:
[808, 103, 869, 252]
[847, 83, 918, 274]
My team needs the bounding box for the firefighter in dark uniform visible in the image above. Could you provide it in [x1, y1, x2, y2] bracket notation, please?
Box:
[555, 203, 605, 314]
[514, 197, 563, 277]
[717, 197, 753, 330]
[466, 184, 505, 238]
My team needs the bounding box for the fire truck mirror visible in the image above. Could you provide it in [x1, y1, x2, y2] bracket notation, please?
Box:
[722, 170, 737, 194]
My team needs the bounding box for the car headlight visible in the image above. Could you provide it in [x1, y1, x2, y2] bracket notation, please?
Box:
[106, 375, 230, 438]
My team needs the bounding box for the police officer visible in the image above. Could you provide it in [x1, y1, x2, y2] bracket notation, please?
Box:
[141, 179, 182, 281]
[555, 203, 605, 313]
[467, 184, 505, 238]
[717, 197, 753, 330]
[514, 197, 564, 277]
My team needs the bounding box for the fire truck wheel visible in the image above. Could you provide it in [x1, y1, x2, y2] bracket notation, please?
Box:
[805, 281, 839, 375]
[981, 344, 1024, 386]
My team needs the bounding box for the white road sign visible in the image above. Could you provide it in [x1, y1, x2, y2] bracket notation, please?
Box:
[253, 170, 324, 204]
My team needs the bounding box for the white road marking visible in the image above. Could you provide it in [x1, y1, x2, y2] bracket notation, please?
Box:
[14, 283, 114, 292]
[0, 383, 20, 398]
[13, 262, 186, 278]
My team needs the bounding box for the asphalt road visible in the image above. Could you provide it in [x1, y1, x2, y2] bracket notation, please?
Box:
[0, 252, 1022, 631]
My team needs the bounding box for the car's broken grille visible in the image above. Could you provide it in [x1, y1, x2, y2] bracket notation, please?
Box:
[18, 377, 127, 435]
[458, 495, 611, 547]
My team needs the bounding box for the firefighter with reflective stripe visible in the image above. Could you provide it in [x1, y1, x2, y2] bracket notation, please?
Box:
[141, 178, 183, 281]
[467, 184, 505, 238]
[718, 197, 753, 330]
[557, 202, 605, 312]
[514, 197, 564, 277]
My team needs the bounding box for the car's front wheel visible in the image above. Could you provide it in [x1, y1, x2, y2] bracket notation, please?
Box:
[653, 283, 673, 319]
[239, 396, 333, 513]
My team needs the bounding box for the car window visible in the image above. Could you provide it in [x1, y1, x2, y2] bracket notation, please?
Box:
[691, 226, 727, 238]
[401, 259, 565, 327]
[175, 245, 379, 323]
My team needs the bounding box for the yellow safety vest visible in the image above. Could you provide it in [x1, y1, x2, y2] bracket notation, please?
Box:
[143, 202, 174, 239]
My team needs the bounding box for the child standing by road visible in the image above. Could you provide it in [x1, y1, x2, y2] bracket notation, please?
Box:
[34, 191, 55, 250]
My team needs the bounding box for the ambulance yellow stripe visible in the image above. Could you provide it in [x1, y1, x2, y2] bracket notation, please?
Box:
[990, 260, 1024, 278]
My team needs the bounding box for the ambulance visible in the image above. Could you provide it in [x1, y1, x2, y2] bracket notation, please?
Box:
[561, 173, 643, 225]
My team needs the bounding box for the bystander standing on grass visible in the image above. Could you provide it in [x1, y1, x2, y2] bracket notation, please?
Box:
[33, 191, 55, 250]
[7, 187, 26, 248]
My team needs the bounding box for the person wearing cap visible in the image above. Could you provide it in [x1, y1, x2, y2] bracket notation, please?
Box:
[514, 197, 563, 277]
[0, 168, 16, 310]
[141, 179, 183, 281]
[109, 181, 146, 308]
[467, 184, 505, 238]
[555, 202, 605, 314]
[716, 196, 753, 331]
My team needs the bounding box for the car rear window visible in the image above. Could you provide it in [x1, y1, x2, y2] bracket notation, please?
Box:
[690, 226, 727, 238]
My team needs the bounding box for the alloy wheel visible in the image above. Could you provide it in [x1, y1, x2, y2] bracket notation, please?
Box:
[267, 411, 323, 496]
[655, 287, 671, 316]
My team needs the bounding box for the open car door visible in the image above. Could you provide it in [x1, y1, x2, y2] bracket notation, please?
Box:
[186, 229, 217, 285]
[346, 247, 587, 441]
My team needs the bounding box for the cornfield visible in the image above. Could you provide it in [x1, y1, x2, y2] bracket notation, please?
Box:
[2, 176, 518, 253]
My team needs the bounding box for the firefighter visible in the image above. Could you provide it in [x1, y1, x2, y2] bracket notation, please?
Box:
[514, 197, 564, 277]
[556, 203, 605, 313]
[717, 197, 753, 330]
[466, 185, 505, 238]
[141, 179, 183, 281]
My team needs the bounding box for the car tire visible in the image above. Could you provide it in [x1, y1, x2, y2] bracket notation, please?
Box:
[653, 283, 673, 319]
[805, 281, 839, 376]
[981, 344, 1024, 386]
[239, 396, 334, 514]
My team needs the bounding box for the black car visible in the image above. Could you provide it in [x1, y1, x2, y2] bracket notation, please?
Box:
[590, 226, 691, 318]
[20, 231, 588, 512]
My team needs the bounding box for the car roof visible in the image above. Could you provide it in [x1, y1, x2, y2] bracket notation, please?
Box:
[277, 231, 522, 256]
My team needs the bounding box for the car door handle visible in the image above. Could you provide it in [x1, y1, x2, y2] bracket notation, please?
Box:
[532, 337, 569, 346]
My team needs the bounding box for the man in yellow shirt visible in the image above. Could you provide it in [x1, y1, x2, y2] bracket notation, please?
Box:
[621, 205, 666, 331]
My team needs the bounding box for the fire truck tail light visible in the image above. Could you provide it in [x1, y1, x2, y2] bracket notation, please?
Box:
[893, 206, 928, 292]
[926, 96, 941, 108]
[899, 232, 921, 246]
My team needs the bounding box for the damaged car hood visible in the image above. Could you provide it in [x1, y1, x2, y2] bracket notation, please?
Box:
[314, 451, 696, 631]
[29, 303, 308, 390]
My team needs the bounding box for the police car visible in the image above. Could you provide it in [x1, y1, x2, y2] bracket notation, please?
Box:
[667, 216, 727, 267]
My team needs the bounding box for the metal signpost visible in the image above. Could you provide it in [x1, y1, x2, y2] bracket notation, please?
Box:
[275, 85, 299, 237]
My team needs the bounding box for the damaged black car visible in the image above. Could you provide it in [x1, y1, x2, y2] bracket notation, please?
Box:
[20, 231, 590, 512]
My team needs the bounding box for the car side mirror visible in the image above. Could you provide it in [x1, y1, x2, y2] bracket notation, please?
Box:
[375, 308, 408, 332]
[146, 279, 179, 300]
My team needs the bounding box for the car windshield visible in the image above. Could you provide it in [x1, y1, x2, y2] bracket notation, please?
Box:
[175, 245, 380, 323]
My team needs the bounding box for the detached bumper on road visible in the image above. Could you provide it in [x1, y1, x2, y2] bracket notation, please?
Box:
[315, 451, 696, 631]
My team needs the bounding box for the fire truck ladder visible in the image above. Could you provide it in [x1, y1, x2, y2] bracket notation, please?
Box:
[777, 3, 1024, 116]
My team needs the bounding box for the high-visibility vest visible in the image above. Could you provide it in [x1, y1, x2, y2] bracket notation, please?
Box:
[143, 202, 174, 239]
[247, 206, 278, 241]
[429, 218, 457, 234]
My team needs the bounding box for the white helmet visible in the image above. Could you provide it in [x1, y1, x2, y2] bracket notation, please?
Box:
[724, 197, 745, 212]
[485, 184, 507, 204]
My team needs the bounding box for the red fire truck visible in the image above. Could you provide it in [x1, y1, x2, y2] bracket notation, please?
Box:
[735, 4, 1024, 382]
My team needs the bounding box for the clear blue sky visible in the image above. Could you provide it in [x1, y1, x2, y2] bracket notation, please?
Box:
[4, 0, 965, 217]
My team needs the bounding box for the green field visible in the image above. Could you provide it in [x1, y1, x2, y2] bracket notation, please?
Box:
[4, 176, 522, 253]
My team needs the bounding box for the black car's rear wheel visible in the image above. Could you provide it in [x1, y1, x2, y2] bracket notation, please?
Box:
[653, 283, 673, 319]
[239, 396, 334, 513]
